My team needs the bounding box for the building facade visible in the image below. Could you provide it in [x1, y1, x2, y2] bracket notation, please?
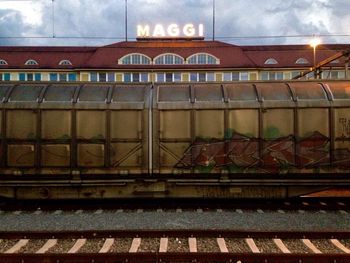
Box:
[0, 39, 349, 83]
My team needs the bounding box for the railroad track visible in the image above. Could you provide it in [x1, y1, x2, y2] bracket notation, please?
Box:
[0, 230, 350, 263]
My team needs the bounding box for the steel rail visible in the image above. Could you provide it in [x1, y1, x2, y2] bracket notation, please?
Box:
[0, 252, 349, 263]
[1, 230, 350, 239]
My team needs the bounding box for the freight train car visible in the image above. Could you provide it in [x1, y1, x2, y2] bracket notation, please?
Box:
[0, 81, 349, 199]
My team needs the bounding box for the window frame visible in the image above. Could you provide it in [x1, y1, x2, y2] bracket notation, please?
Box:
[186, 53, 220, 65]
[119, 53, 152, 65]
[25, 59, 39, 66]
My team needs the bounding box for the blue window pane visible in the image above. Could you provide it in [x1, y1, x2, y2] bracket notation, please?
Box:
[124, 73, 131, 82]
[107, 73, 115, 82]
[59, 73, 67, 82]
[50, 73, 58, 81]
[19, 73, 26, 81]
[190, 73, 197, 82]
[223, 73, 231, 81]
[207, 73, 215, 81]
[199, 73, 206, 82]
[90, 72, 97, 82]
[68, 73, 76, 81]
[232, 72, 239, 81]
[174, 73, 181, 82]
[140, 73, 148, 82]
[157, 73, 165, 82]
[3, 73, 10, 81]
[35, 73, 41, 81]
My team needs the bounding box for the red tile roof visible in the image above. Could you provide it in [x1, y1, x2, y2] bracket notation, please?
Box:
[0, 40, 348, 70]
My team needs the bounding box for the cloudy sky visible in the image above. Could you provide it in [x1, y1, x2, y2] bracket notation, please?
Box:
[0, 0, 350, 46]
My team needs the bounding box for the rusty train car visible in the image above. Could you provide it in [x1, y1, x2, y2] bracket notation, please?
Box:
[0, 80, 349, 199]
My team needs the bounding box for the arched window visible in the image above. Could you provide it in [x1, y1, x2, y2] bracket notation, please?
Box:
[264, 58, 278, 65]
[25, 59, 39, 65]
[119, 53, 151, 65]
[154, 53, 184, 65]
[187, 53, 219, 65]
[59, 59, 72, 66]
[0, 59, 8, 65]
[295, 58, 309, 64]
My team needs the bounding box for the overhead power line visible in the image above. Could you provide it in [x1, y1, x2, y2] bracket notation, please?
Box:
[0, 34, 350, 40]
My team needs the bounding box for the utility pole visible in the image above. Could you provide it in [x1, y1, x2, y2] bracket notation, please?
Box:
[212, 0, 215, 41]
[125, 0, 128, 42]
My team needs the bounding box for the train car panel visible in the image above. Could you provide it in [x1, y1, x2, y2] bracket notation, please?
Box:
[195, 110, 224, 139]
[7, 144, 35, 167]
[41, 110, 71, 139]
[41, 144, 70, 167]
[76, 111, 106, 140]
[6, 110, 37, 139]
[77, 144, 105, 167]
[228, 109, 259, 138]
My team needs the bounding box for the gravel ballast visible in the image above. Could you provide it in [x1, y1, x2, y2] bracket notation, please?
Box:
[78, 238, 105, 253]
[254, 239, 280, 253]
[282, 239, 311, 254]
[138, 238, 159, 252]
[0, 240, 19, 253]
[109, 238, 132, 253]
[47, 239, 77, 253]
[18, 239, 47, 253]
[225, 238, 251, 253]
[311, 239, 344, 254]
[197, 238, 220, 252]
[168, 238, 189, 252]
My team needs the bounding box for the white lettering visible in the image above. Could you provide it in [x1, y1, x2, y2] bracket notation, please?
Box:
[153, 24, 166, 37]
[183, 24, 195, 37]
[167, 24, 180, 37]
[137, 24, 204, 38]
[198, 24, 204, 37]
[137, 25, 150, 37]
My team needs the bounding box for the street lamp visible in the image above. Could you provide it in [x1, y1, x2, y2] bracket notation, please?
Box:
[309, 37, 321, 79]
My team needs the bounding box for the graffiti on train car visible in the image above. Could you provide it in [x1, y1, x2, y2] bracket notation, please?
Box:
[339, 118, 350, 137]
[175, 131, 350, 173]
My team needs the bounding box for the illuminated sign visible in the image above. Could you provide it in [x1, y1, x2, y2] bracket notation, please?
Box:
[137, 24, 204, 38]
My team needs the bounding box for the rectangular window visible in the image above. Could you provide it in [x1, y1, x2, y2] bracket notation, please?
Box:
[3, 73, 10, 81]
[198, 73, 206, 82]
[291, 71, 300, 79]
[132, 73, 140, 82]
[0, 74, 2, 81]
[232, 72, 239, 81]
[240, 72, 249, 81]
[174, 73, 181, 82]
[331, 71, 339, 79]
[99, 73, 106, 82]
[59, 73, 67, 82]
[223, 72, 232, 81]
[68, 73, 77, 81]
[19, 73, 26, 81]
[140, 73, 148, 82]
[35, 73, 41, 81]
[261, 72, 269, 80]
[190, 73, 198, 82]
[276, 72, 283, 80]
[90, 72, 97, 82]
[124, 73, 131, 82]
[27, 73, 34, 81]
[165, 73, 173, 82]
[50, 73, 58, 81]
[207, 72, 215, 81]
[107, 73, 115, 82]
[157, 73, 165, 82]
[269, 72, 276, 80]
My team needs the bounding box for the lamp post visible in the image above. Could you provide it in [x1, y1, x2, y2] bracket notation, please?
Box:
[310, 38, 321, 79]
